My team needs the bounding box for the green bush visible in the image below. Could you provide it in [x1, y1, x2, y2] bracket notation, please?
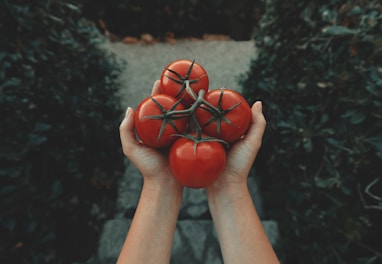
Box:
[241, 0, 382, 263]
[82, 0, 264, 40]
[0, 0, 125, 263]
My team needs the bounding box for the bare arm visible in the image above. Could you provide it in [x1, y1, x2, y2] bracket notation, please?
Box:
[116, 176, 182, 264]
[207, 102, 280, 264]
[117, 81, 183, 264]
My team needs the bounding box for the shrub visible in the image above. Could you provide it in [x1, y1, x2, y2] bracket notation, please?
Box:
[241, 0, 382, 263]
[0, 0, 125, 263]
[81, 0, 264, 41]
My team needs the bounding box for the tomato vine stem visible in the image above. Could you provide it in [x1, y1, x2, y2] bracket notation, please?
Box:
[143, 81, 232, 146]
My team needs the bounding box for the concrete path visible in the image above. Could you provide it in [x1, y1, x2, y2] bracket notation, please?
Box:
[89, 40, 279, 264]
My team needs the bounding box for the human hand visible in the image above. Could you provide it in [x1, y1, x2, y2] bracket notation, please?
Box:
[204, 102, 280, 264]
[117, 83, 183, 264]
[119, 80, 181, 187]
[206, 101, 266, 193]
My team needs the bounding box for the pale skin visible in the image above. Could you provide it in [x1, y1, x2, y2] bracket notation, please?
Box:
[117, 81, 280, 264]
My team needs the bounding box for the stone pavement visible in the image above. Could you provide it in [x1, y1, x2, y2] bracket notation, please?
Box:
[91, 40, 280, 263]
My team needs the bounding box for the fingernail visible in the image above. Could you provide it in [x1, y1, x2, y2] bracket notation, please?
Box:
[125, 107, 132, 118]
[255, 101, 262, 113]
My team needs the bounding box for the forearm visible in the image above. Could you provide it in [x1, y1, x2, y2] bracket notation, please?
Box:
[207, 183, 279, 264]
[117, 178, 183, 264]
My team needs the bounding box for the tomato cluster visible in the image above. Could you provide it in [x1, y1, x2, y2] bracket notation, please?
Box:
[134, 59, 252, 188]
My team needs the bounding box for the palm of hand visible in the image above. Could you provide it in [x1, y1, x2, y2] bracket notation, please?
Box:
[207, 102, 266, 189]
[130, 136, 172, 179]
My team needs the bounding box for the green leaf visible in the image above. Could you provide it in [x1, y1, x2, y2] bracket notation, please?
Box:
[51, 180, 63, 197]
[28, 133, 47, 145]
[65, 3, 80, 11]
[1, 78, 21, 88]
[27, 220, 38, 233]
[0, 185, 17, 195]
[48, 15, 64, 24]
[34, 122, 52, 132]
[315, 177, 336, 188]
[350, 112, 366, 124]
[341, 186, 352, 196]
[356, 256, 378, 264]
[322, 26, 356, 36]
[303, 138, 313, 152]
[0, 52, 7, 61]
[341, 110, 366, 124]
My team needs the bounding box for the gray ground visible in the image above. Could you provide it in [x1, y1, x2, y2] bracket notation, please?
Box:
[105, 39, 257, 108]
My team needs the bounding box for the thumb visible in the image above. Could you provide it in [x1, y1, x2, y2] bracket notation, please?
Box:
[241, 101, 267, 155]
[225, 101, 266, 175]
[119, 107, 139, 157]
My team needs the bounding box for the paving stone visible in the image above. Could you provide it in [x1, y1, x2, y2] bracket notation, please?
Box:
[261, 220, 280, 246]
[171, 220, 222, 264]
[179, 188, 209, 219]
[248, 168, 264, 218]
[97, 218, 131, 263]
[115, 161, 143, 218]
[173, 220, 279, 264]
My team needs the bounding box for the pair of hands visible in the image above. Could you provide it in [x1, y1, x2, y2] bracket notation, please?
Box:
[118, 84, 280, 264]
[119, 80, 266, 191]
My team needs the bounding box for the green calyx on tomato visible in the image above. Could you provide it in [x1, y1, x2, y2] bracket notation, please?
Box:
[195, 87, 252, 143]
[134, 94, 188, 148]
[199, 87, 241, 135]
[160, 59, 209, 107]
[172, 132, 228, 155]
[144, 96, 188, 141]
[165, 59, 198, 98]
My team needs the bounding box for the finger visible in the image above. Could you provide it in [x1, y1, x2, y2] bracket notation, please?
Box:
[119, 107, 139, 156]
[242, 101, 266, 152]
[151, 80, 161, 96]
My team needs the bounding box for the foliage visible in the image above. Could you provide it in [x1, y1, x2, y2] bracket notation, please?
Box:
[81, 0, 264, 40]
[0, 0, 125, 263]
[241, 0, 382, 263]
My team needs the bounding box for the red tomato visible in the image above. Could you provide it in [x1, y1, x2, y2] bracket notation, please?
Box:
[169, 134, 226, 188]
[134, 94, 188, 148]
[195, 88, 251, 143]
[160, 59, 209, 107]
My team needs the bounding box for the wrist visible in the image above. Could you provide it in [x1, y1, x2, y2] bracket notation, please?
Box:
[143, 175, 184, 200]
[206, 181, 249, 208]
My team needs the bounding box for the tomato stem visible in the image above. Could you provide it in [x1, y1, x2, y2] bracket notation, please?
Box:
[164, 59, 205, 100]
[185, 80, 197, 100]
[143, 86, 231, 145]
[192, 113, 203, 140]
